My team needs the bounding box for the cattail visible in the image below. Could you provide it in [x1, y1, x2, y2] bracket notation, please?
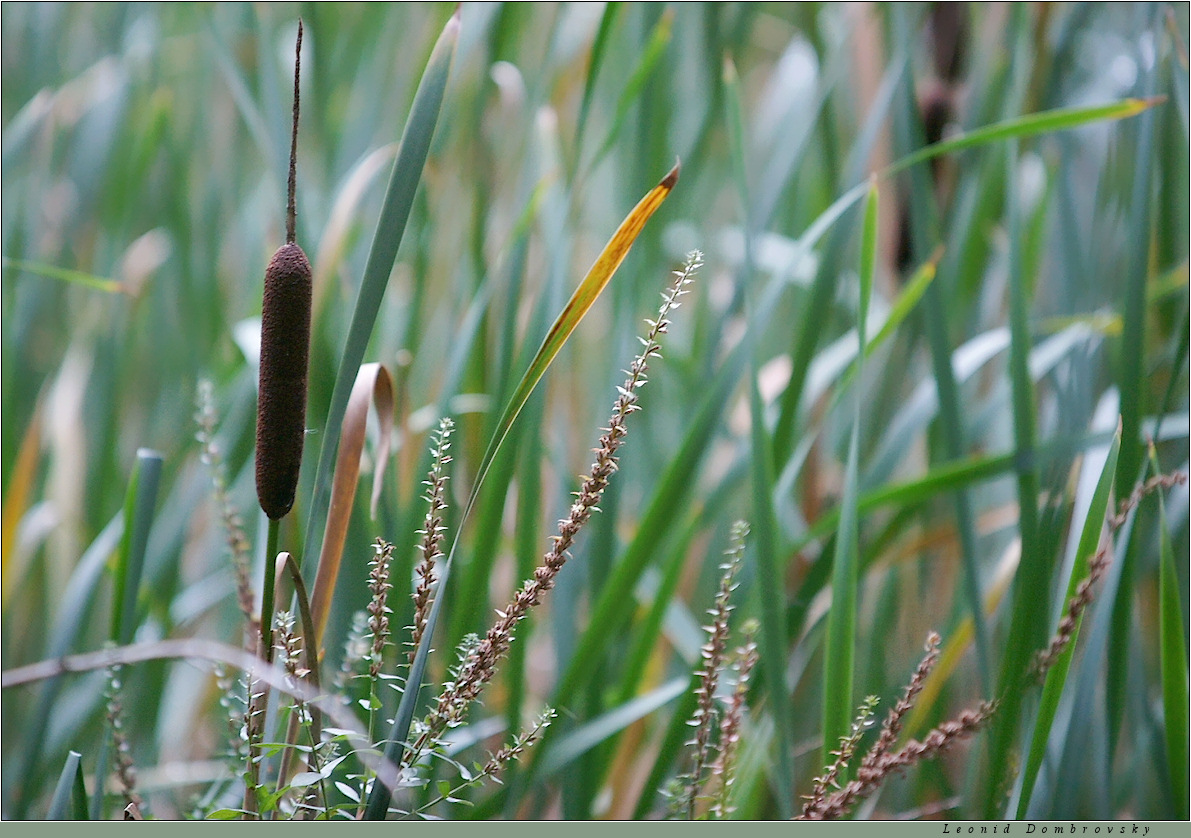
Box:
[256, 20, 312, 520]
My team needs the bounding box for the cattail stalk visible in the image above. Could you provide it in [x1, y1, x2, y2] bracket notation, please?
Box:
[256, 18, 311, 524]
[247, 21, 308, 816]
[255, 19, 310, 655]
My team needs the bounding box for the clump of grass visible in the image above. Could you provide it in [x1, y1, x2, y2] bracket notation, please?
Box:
[420, 708, 556, 814]
[798, 455, 1183, 825]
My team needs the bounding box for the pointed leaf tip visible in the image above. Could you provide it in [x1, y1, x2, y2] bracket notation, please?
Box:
[662, 160, 680, 189]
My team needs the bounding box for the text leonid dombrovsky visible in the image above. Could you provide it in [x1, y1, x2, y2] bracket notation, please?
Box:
[944, 826, 1151, 835]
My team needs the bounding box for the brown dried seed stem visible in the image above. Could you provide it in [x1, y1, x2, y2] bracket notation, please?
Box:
[410, 419, 453, 666]
[287, 19, 302, 245]
[684, 521, 748, 820]
[406, 252, 702, 766]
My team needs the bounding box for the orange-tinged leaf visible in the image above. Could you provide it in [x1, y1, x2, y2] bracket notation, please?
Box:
[308, 362, 394, 646]
[467, 161, 679, 513]
[2, 403, 42, 608]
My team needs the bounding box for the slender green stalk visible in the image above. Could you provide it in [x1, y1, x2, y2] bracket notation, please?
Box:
[259, 518, 281, 663]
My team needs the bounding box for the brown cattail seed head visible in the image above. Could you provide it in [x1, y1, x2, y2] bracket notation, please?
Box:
[255, 241, 312, 519]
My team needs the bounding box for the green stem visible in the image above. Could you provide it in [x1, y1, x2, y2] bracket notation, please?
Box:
[261, 517, 281, 662]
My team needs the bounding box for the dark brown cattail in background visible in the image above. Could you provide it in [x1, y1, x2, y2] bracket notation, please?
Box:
[256, 21, 311, 520]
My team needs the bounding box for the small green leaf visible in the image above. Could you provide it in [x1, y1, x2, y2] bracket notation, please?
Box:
[206, 808, 245, 820]
[289, 771, 323, 789]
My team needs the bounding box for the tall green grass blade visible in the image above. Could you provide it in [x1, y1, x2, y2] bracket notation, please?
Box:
[820, 181, 876, 781]
[888, 8, 992, 701]
[571, 2, 622, 178]
[724, 41, 795, 815]
[795, 439, 1099, 553]
[1107, 46, 1161, 770]
[788, 252, 939, 443]
[111, 448, 163, 646]
[466, 163, 677, 524]
[768, 201, 856, 468]
[769, 51, 903, 466]
[1154, 448, 1189, 819]
[364, 164, 677, 819]
[857, 181, 876, 345]
[47, 750, 87, 820]
[302, 10, 459, 580]
[866, 254, 936, 359]
[986, 136, 1051, 816]
[722, 55, 748, 218]
[1017, 423, 1121, 817]
[584, 10, 673, 178]
[747, 363, 794, 819]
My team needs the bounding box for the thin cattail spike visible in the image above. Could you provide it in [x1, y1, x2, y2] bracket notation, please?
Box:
[256, 21, 313, 521]
[287, 20, 302, 244]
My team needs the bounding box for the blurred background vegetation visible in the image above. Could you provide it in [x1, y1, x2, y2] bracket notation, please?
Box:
[2, 1, 1188, 821]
